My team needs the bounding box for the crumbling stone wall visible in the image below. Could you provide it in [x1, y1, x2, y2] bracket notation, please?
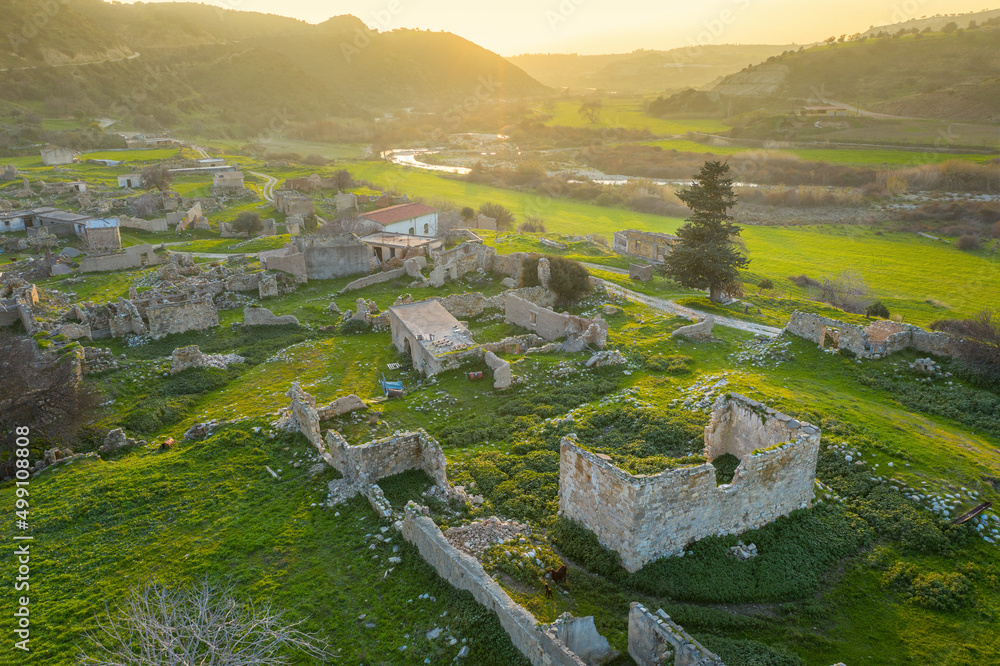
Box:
[483, 350, 513, 389]
[786, 311, 958, 359]
[505, 293, 608, 348]
[118, 216, 169, 233]
[326, 429, 448, 487]
[629, 264, 653, 282]
[559, 394, 820, 572]
[146, 298, 218, 339]
[628, 603, 724, 666]
[243, 307, 299, 326]
[614, 230, 678, 262]
[671, 316, 715, 339]
[341, 267, 405, 293]
[398, 504, 588, 666]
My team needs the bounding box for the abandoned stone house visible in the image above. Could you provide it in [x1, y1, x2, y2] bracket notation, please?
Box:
[613, 229, 679, 263]
[23, 208, 92, 236]
[259, 234, 370, 283]
[273, 190, 316, 216]
[786, 311, 958, 359]
[360, 202, 439, 237]
[73, 218, 121, 252]
[388, 300, 478, 376]
[505, 293, 609, 349]
[212, 171, 245, 189]
[40, 146, 75, 166]
[559, 393, 821, 572]
[117, 174, 143, 189]
[0, 211, 27, 233]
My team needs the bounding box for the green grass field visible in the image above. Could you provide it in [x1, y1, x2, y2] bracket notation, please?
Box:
[541, 100, 727, 135]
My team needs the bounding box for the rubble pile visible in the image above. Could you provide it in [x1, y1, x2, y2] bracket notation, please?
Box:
[444, 516, 531, 556]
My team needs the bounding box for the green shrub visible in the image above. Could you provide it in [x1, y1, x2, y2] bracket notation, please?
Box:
[758, 278, 775, 291]
[910, 572, 972, 612]
[339, 318, 370, 335]
[546, 255, 592, 305]
[867, 301, 890, 318]
[712, 453, 740, 485]
[645, 354, 692, 374]
[550, 517, 626, 581]
[162, 367, 238, 396]
[698, 636, 804, 666]
[520, 256, 541, 288]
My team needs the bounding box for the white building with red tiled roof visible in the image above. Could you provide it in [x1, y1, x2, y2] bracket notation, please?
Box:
[360, 202, 438, 237]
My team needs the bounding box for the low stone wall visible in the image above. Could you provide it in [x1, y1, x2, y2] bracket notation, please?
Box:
[484, 350, 513, 389]
[559, 393, 820, 572]
[671, 316, 714, 339]
[326, 429, 448, 487]
[786, 311, 957, 359]
[146, 298, 219, 339]
[342, 268, 406, 293]
[243, 307, 299, 326]
[79, 252, 142, 273]
[398, 504, 587, 666]
[259, 249, 308, 283]
[118, 217, 169, 233]
[628, 603, 724, 666]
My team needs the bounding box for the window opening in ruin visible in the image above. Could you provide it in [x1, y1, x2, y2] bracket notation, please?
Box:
[403, 338, 412, 357]
[423, 223, 429, 234]
[712, 453, 741, 486]
[530, 312, 537, 325]
[409, 227, 415, 235]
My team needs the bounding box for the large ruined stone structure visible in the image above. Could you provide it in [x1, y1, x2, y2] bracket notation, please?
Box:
[505, 293, 608, 349]
[260, 235, 369, 283]
[146, 298, 219, 339]
[559, 394, 820, 572]
[326, 429, 448, 488]
[614, 230, 679, 263]
[786, 311, 957, 359]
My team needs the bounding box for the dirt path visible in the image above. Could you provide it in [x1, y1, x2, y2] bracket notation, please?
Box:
[250, 171, 278, 202]
[585, 266, 783, 337]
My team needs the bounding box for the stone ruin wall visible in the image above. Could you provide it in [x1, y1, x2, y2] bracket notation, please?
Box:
[786, 311, 958, 359]
[505, 293, 608, 348]
[628, 603, 724, 666]
[341, 267, 406, 293]
[559, 394, 820, 572]
[326, 429, 448, 487]
[146, 298, 219, 339]
[398, 505, 588, 666]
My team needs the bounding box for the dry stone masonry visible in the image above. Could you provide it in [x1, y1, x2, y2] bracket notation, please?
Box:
[559, 393, 820, 572]
[786, 311, 957, 359]
[146, 298, 219, 339]
[628, 603, 724, 666]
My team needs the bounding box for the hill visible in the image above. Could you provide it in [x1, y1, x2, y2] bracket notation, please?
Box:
[650, 23, 1000, 123]
[861, 7, 1000, 37]
[0, 1, 547, 126]
[509, 45, 790, 93]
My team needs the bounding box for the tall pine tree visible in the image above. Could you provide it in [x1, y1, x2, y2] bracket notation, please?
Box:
[665, 161, 749, 302]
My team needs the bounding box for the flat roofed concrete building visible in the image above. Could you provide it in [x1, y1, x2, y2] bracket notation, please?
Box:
[388, 300, 477, 376]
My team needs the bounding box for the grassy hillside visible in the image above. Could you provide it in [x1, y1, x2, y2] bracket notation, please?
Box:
[714, 26, 1000, 122]
[509, 45, 790, 93]
[0, 1, 548, 127]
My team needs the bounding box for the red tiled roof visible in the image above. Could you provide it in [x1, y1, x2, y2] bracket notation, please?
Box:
[360, 203, 436, 226]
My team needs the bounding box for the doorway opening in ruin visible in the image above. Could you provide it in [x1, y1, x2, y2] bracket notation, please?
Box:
[403, 337, 412, 360]
[712, 453, 741, 486]
[374, 247, 385, 263]
[822, 326, 840, 350]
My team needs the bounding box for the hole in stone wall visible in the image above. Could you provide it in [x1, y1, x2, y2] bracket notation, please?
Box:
[712, 453, 741, 486]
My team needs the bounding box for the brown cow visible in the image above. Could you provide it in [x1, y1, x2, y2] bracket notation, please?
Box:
[546, 565, 568, 584]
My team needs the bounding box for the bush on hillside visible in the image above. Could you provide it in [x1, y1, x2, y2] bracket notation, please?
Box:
[866, 301, 890, 319]
[956, 234, 981, 251]
[546, 255, 592, 305]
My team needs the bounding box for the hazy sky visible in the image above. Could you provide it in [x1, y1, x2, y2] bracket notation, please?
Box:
[114, 0, 991, 54]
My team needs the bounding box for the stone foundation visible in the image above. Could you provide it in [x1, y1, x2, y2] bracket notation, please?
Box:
[146, 298, 219, 339]
[326, 429, 448, 488]
[559, 393, 820, 572]
[671, 316, 715, 339]
[505, 293, 608, 348]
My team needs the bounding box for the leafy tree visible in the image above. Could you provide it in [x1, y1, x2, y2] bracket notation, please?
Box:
[942, 21, 958, 33]
[0, 332, 102, 463]
[333, 169, 354, 190]
[578, 99, 603, 124]
[140, 165, 173, 193]
[460, 206, 476, 223]
[478, 201, 515, 230]
[664, 161, 749, 302]
[546, 256, 592, 305]
[758, 278, 775, 292]
[232, 211, 263, 235]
